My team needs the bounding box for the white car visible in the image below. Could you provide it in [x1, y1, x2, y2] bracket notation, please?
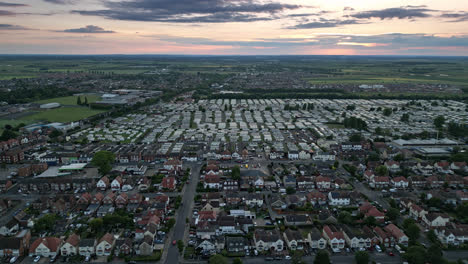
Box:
[34, 256, 41, 263]
[285, 255, 291, 260]
[9, 256, 17, 263]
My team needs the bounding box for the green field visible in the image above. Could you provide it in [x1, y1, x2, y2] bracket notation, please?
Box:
[34, 95, 101, 106]
[0, 119, 34, 134]
[19, 107, 106, 123]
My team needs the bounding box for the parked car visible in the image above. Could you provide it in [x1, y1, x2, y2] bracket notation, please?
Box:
[34, 256, 41, 263]
[285, 255, 291, 260]
[9, 257, 17, 264]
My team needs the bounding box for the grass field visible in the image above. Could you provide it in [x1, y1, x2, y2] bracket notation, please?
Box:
[34, 95, 101, 106]
[0, 119, 34, 134]
[19, 107, 105, 123]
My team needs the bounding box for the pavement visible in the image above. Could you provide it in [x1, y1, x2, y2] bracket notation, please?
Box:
[163, 163, 201, 264]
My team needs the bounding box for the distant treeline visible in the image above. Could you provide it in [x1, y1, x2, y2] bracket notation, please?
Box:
[209, 91, 468, 101]
[0, 86, 73, 104]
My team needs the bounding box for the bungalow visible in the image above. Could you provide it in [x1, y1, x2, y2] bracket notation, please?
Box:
[29, 237, 63, 257]
[197, 240, 216, 254]
[284, 215, 309, 226]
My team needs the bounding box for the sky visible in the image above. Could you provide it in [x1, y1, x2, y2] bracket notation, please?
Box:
[0, 0, 468, 55]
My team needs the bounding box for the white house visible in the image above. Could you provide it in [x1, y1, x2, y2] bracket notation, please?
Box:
[96, 176, 109, 191]
[322, 226, 345, 252]
[328, 192, 350, 206]
[254, 230, 284, 252]
[78, 239, 95, 257]
[288, 151, 299, 160]
[29, 237, 63, 257]
[308, 228, 327, 250]
[0, 219, 19, 236]
[313, 152, 335, 161]
[111, 176, 123, 191]
[391, 177, 409, 189]
[422, 213, 450, 228]
[60, 234, 79, 256]
[95, 233, 115, 256]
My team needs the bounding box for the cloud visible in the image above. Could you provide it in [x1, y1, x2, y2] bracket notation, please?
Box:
[351, 6, 434, 20]
[343, 7, 354, 11]
[72, 0, 301, 23]
[0, 10, 15, 15]
[440, 12, 468, 22]
[0, 24, 30, 30]
[43, 0, 75, 4]
[289, 18, 364, 29]
[62, 25, 115, 33]
[0, 2, 28, 7]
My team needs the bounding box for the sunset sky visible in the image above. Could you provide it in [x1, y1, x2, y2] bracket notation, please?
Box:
[1, 0, 468, 55]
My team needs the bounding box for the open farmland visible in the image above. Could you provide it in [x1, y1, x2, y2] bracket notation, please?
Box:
[19, 107, 105, 123]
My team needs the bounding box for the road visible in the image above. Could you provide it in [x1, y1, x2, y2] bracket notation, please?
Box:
[164, 163, 201, 264]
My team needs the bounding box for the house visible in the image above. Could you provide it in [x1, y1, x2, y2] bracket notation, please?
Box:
[0, 229, 30, 257]
[204, 175, 221, 189]
[161, 177, 176, 190]
[435, 224, 468, 246]
[284, 215, 309, 226]
[373, 226, 395, 248]
[384, 224, 408, 246]
[313, 152, 335, 161]
[78, 239, 95, 257]
[244, 193, 263, 207]
[342, 225, 371, 249]
[316, 176, 332, 190]
[163, 159, 182, 171]
[297, 176, 315, 191]
[422, 213, 450, 228]
[322, 225, 345, 252]
[29, 237, 63, 257]
[254, 230, 284, 252]
[96, 233, 115, 256]
[288, 151, 299, 160]
[111, 176, 123, 191]
[370, 176, 390, 189]
[283, 229, 305, 250]
[283, 176, 296, 188]
[115, 238, 132, 256]
[60, 233, 79, 256]
[270, 194, 287, 209]
[385, 161, 400, 173]
[138, 235, 154, 256]
[225, 237, 247, 253]
[0, 219, 19, 236]
[435, 161, 452, 174]
[308, 228, 327, 250]
[391, 177, 409, 189]
[409, 204, 427, 220]
[197, 240, 216, 254]
[360, 202, 385, 223]
[96, 176, 110, 191]
[328, 192, 350, 206]
[307, 191, 327, 206]
[217, 216, 241, 235]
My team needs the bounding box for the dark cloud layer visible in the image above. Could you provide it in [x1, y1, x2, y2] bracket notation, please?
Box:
[43, 0, 75, 4]
[351, 6, 434, 20]
[0, 2, 28, 7]
[0, 10, 15, 15]
[72, 0, 301, 23]
[62, 25, 115, 33]
[0, 24, 30, 30]
[440, 12, 468, 22]
[289, 18, 364, 29]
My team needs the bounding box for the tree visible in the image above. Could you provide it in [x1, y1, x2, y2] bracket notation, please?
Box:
[233, 258, 243, 264]
[364, 216, 377, 226]
[34, 214, 58, 233]
[403, 218, 416, 229]
[314, 250, 330, 264]
[338, 211, 353, 225]
[0, 129, 17, 141]
[292, 250, 304, 264]
[427, 229, 437, 244]
[401, 113, 410, 122]
[91, 151, 115, 175]
[89, 218, 103, 232]
[355, 251, 369, 264]
[209, 254, 228, 264]
[84, 96, 88, 105]
[383, 108, 392, 116]
[375, 165, 388, 176]
[231, 165, 240, 180]
[434, 115, 445, 129]
[286, 186, 296, 195]
[405, 223, 420, 241]
[349, 133, 363, 142]
[426, 244, 443, 264]
[49, 129, 63, 139]
[386, 208, 400, 221]
[404, 245, 426, 264]
[77, 96, 82, 105]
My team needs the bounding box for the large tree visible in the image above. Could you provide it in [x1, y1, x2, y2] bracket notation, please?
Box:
[208, 254, 228, 264]
[91, 151, 115, 175]
[314, 250, 330, 264]
[355, 251, 369, 264]
[434, 115, 445, 129]
[405, 223, 420, 241]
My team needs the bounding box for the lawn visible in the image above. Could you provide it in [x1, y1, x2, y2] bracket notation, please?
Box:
[34, 95, 101, 106]
[20, 107, 106, 123]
